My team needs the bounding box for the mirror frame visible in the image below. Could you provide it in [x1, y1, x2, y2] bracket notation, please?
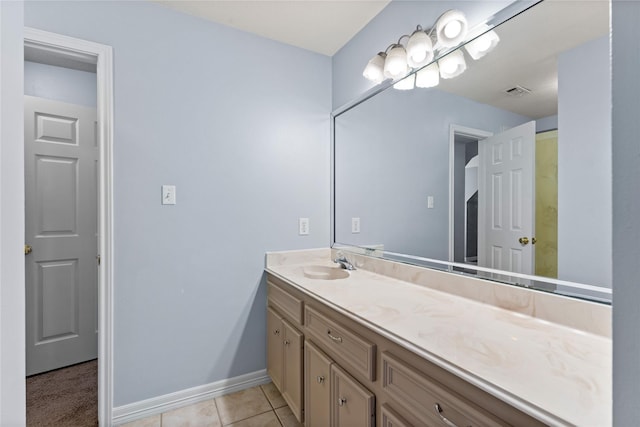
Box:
[330, 0, 612, 304]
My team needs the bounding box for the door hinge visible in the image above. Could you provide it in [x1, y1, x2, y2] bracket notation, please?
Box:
[97, 255, 101, 266]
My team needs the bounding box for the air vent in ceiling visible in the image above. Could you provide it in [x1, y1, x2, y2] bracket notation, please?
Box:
[504, 85, 532, 97]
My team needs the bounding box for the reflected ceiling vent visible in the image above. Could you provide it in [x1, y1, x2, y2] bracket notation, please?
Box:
[504, 85, 532, 97]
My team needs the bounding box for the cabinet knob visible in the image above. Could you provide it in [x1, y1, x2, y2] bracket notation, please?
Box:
[316, 375, 325, 384]
[273, 329, 280, 336]
[338, 397, 347, 406]
[434, 403, 459, 427]
[283, 340, 290, 346]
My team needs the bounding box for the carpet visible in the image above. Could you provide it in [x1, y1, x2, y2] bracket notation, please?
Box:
[26, 359, 98, 426]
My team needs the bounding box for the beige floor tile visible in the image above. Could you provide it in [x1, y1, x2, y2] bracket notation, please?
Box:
[118, 414, 161, 427]
[275, 406, 302, 427]
[260, 382, 287, 409]
[226, 411, 281, 427]
[162, 399, 221, 427]
[215, 386, 272, 425]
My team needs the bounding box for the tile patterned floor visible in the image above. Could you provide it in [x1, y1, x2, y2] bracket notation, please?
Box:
[120, 383, 302, 427]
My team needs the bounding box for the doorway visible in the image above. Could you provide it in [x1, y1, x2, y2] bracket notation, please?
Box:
[23, 28, 114, 425]
[448, 125, 493, 268]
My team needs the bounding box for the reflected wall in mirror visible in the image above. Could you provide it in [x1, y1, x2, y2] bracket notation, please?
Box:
[334, 0, 611, 302]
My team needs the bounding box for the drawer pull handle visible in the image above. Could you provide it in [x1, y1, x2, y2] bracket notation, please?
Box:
[434, 403, 459, 427]
[273, 329, 280, 336]
[317, 375, 325, 384]
[284, 340, 290, 346]
[327, 330, 343, 343]
[338, 397, 347, 406]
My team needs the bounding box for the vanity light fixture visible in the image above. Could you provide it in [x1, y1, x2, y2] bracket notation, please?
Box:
[416, 63, 440, 88]
[435, 10, 468, 48]
[438, 50, 467, 79]
[363, 52, 387, 84]
[393, 73, 415, 90]
[362, 9, 500, 91]
[383, 44, 409, 79]
[406, 27, 434, 68]
[464, 25, 500, 60]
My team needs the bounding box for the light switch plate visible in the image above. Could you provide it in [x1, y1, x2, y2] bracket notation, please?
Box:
[352, 217, 361, 233]
[427, 196, 434, 209]
[162, 185, 176, 205]
[299, 218, 309, 235]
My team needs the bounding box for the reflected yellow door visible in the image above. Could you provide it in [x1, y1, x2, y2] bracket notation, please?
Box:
[535, 130, 558, 277]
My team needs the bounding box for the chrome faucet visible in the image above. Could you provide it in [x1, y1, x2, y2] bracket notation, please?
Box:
[333, 253, 356, 270]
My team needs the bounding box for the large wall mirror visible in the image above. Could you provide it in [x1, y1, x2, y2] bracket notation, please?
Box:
[333, 0, 611, 303]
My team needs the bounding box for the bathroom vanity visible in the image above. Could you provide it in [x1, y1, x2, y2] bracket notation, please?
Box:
[264, 249, 611, 427]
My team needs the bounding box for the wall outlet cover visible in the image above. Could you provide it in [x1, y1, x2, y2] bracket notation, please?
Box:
[299, 218, 309, 235]
[352, 217, 361, 233]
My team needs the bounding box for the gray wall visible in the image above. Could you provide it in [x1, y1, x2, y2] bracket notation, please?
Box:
[557, 36, 611, 287]
[25, 0, 331, 407]
[24, 61, 97, 107]
[0, 1, 26, 424]
[331, 0, 517, 110]
[334, 87, 530, 260]
[612, 1, 640, 424]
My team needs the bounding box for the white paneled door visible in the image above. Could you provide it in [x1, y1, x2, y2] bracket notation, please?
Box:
[24, 96, 98, 376]
[478, 121, 535, 275]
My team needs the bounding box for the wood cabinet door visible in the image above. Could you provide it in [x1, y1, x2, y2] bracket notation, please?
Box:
[331, 364, 375, 427]
[267, 306, 283, 390]
[304, 341, 332, 427]
[283, 319, 304, 423]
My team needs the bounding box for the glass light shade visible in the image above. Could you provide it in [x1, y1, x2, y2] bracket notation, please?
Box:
[435, 10, 468, 48]
[406, 31, 434, 68]
[383, 45, 408, 79]
[362, 52, 387, 84]
[393, 74, 415, 90]
[416, 63, 440, 88]
[464, 26, 500, 60]
[438, 50, 466, 79]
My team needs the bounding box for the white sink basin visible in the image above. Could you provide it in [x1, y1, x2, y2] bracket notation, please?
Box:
[303, 265, 350, 280]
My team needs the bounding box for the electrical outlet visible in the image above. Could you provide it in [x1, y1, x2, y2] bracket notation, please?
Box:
[299, 218, 309, 235]
[162, 185, 176, 205]
[352, 217, 361, 233]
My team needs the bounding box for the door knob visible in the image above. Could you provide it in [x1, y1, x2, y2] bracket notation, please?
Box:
[532, 237, 537, 245]
[518, 237, 529, 245]
[24, 244, 33, 255]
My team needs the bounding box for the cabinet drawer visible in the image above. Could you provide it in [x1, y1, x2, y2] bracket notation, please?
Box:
[381, 352, 509, 427]
[268, 281, 303, 324]
[305, 306, 376, 381]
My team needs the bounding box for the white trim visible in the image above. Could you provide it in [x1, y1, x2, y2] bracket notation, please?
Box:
[23, 27, 115, 426]
[112, 370, 270, 425]
[448, 125, 493, 263]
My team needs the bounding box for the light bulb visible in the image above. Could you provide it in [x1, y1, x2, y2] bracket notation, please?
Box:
[435, 10, 468, 48]
[438, 50, 466, 79]
[444, 20, 462, 39]
[464, 25, 500, 60]
[384, 45, 408, 79]
[406, 31, 434, 68]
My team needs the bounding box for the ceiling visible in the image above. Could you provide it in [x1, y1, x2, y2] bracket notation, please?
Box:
[154, 0, 390, 56]
[436, 1, 609, 119]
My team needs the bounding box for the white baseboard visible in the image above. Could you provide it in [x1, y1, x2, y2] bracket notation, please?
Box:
[111, 369, 270, 425]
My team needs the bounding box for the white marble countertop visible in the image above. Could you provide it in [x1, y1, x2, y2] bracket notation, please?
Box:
[265, 250, 611, 427]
